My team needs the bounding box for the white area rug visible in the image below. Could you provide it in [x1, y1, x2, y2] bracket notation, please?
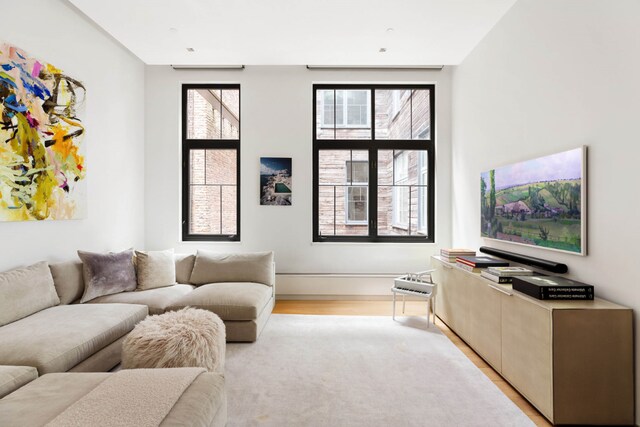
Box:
[226, 314, 533, 426]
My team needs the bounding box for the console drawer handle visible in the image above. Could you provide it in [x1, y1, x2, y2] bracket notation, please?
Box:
[488, 284, 512, 296]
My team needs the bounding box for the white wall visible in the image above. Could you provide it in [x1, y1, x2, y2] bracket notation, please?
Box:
[144, 66, 452, 281]
[451, 0, 640, 420]
[0, 0, 145, 271]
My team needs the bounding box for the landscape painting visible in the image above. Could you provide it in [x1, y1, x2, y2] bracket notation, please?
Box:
[481, 147, 586, 255]
[0, 42, 87, 221]
[260, 157, 292, 206]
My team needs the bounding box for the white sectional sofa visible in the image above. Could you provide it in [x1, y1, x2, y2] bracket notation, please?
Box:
[0, 250, 276, 426]
[49, 251, 275, 343]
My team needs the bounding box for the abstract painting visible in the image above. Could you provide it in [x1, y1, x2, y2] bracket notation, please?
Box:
[481, 147, 586, 255]
[260, 157, 292, 205]
[0, 42, 86, 221]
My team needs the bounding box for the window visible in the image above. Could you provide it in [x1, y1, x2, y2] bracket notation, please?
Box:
[418, 151, 429, 233]
[313, 84, 435, 242]
[182, 84, 240, 241]
[320, 90, 370, 128]
[392, 151, 409, 227]
[346, 160, 368, 224]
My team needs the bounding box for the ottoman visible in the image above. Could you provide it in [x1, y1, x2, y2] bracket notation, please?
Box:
[122, 308, 225, 373]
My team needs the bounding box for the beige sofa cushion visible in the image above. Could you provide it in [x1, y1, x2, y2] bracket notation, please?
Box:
[0, 366, 38, 399]
[0, 262, 60, 327]
[0, 372, 110, 426]
[88, 284, 195, 315]
[190, 251, 274, 286]
[175, 254, 196, 284]
[0, 371, 226, 427]
[168, 282, 272, 321]
[49, 260, 84, 304]
[135, 249, 176, 290]
[0, 304, 148, 374]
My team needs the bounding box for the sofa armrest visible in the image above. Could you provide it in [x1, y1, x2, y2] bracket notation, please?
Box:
[272, 262, 276, 297]
[0, 366, 38, 398]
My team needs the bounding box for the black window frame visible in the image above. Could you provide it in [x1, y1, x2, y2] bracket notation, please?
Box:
[181, 83, 241, 241]
[312, 83, 435, 243]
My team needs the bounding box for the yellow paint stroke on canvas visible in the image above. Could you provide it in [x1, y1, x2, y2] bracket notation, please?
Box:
[0, 42, 86, 221]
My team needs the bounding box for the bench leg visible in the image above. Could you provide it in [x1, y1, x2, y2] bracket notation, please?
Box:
[392, 291, 396, 321]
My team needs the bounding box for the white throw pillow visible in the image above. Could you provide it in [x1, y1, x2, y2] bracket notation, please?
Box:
[135, 249, 176, 290]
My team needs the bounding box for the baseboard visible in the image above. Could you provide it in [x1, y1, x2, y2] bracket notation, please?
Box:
[275, 273, 400, 297]
[276, 294, 427, 301]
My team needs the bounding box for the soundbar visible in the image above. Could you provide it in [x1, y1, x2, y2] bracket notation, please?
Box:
[479, 246, 568, 274]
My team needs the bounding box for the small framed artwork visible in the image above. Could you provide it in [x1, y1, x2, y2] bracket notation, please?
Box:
[260, 157, 292, 205]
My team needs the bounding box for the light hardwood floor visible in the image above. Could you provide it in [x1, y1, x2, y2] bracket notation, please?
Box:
[273, 300, 552, 427]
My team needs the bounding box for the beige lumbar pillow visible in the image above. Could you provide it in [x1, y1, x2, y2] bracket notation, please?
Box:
[190, 250, 274, 286]
[135, 249, 176, 290]
[0, 261, 60, 326]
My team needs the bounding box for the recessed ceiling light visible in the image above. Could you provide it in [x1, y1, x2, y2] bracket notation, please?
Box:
[386, 28, 395, 33]
[186, 47, 195, 52]
[379, 48, 387, 53]
[169, 27, 178, 33]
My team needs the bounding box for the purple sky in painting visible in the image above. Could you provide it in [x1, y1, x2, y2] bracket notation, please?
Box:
[481, 148, 583, 190]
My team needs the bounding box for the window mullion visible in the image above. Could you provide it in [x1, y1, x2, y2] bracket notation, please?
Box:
[369, 148, 378, 238]
[369, 87, 377, 238]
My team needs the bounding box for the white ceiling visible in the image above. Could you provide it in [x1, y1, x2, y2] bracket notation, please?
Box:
[69, 0, 516, 66]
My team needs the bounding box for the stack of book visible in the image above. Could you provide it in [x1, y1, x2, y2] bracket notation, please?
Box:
[440, 248, 475, 263]
[455, 256, 508, 273]
[513, 276, 595, 300]
[480, 266, 533, 284]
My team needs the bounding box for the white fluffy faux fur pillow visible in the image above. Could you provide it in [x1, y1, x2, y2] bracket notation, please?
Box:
[135, 249, 176, 290]
[122, 308, 225, 373]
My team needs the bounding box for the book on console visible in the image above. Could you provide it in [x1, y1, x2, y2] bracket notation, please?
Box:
[512, 276, 594, 300]
[480, 271, 513, 283]
[456, 256, 509, 268]
[441, 249, 475, 262]
[487, 266, 533, 276]
[456, 262, 482, 273]
[441, 248, 475, 255]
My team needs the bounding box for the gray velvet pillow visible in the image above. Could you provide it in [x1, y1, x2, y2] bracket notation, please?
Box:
[77, 249, 137, 303]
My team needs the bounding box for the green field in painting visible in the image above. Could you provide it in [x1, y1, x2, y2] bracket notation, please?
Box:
[495, 217, 581, 252]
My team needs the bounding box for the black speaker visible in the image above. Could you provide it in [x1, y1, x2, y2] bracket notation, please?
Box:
[479, 246, 568, 274]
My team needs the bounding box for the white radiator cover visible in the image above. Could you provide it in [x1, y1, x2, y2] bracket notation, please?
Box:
[276, 273, 415, 300]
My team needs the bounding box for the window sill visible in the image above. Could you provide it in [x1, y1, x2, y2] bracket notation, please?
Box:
[319, 125, 371, 130]
[180, 240, 242, 245]
[311, 241, 435, 246]
[392, 224, 409, 231]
